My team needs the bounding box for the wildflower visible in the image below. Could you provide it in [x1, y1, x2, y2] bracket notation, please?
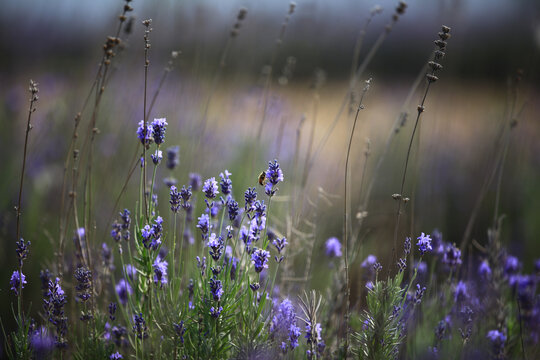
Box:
[180, 185, 192, 210]
[197, 214, 211, 238]
[10, 271, 27, 295]
[142, 217, 163, 250]
[373, 262, 383, 274]
[166, 145, 179, 169]
[111, 221, 122, 242]
[397, 258, 407, 273]
[404, 236, 411, 256]
[244, 187, 257, 211]
[227, 200, 239, 221]
[174, 321, 185, 344]
[153, 255, 168, 287]
[110, 352, 123, 360]
[203, 177, 219, 199]
[325, 237, 342, 258]
[43, 277, 67, 348]
[189, 173, 202, 191]
[442, 243, 462, 269]
[305, 322, 325, 357]
[196, 256, 207, 276]
[486, 329, 506, 354]
[478, 260, 492, 279]
[151, 149, 162, 164]
[136, 120, 153, 147]
[115, 279, 132, 305]
[133, 313, 149, 340]
[251, 248, 271, 273]
[454, 281, 468, 302]
[416, 232, 433, 255]
[102, 243, 114, 271]
[15, 238, 30, 266]
[504, 255, 520, 275]
[273, 237, 288, 263]
[219, 170, 232, 195]
[270, 299, 301, 353]
[207, 233, 224, 261]
[250, 283, 260, 291]
[264, 159, 284, 196]
[170, 186, 181, 213]
[361, 254, 377, 268]
[210, 306, 223, 318]
[414, 284, 426, 305]
[74, 267, 92, 302]
[109, 302, 117, 321]
[29, 327, 54, 358]
[209, 277, 224, 301]
[151, 118, 168, 145]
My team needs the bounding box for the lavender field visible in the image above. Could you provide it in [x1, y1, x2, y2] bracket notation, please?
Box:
[1, 0, 540, 359]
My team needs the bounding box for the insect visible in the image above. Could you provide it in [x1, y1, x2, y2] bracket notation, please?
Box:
[258, 171, 267, 186]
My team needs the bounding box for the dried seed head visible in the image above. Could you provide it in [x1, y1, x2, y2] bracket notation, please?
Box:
[434, 39, 447, 50]
[434, 50, 445, 60]
[428, 61, 443, 71]
[426, 74, 439, 83]
[438, 32, 450, 41]
[289, 2, 296, 14]
[417, 105, 425, 113]
[441, 25, 451, 33]
[238, 7, 247, 20]
[396, 1, 407, 15]
[142, 19, 152, 27]
[392, 193, 402, 200]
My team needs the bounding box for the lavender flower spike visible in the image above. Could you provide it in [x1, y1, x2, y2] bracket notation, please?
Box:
[203, 177, 219, 199]
[416, 232, 433, 255]
[325, 237, 342, 258]
[151, 118, 168, 145]
[10, 270, 27, 295]
[251, 248, 270, 273]
[265, 159, 284, 196]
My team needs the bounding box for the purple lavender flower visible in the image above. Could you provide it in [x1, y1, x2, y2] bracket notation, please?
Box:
[273, 237, 288, 263]
[43, 277, 67, 348]
[110, 352, 123, 360]
[230, 257, 239, 281]
[10, 271, 26, 295]
[219, 170, 232, 195]
[166, 145, 179, 170]
[29, 327, 54, 357]
[404, 236, 411, 256]
[74, 267, 92, 302]
[454, 281, 469, 302]
[180, 185, 192, 210]
[305, 322, 325, 357]
[151, 150, 162, 165]
[416, 232, 433, 255]
[325, 237, 342, 258]
[210, 306, 223, 318]
[414, 284, 426, 305]
[203, 177, 219, 199]
[133, 313, 148, 340]
[486, 329, 506, 355]
[265, 159, 284, 197]
[209, 277, 224, 301]
[115, 279, 132, 305]
[244, 187, 257, 212]
[109, 302, 117, 321]
[361, 255, 377, 268]
[151, 118, 168, 145]
[189, 173, 202, 191]
[442, 243, 462, 269]
[478, 260, 492, 279]
[170, 186, 181, 213]
[111, 221, 122, 242]
[207, 233, 224, 261]
[137, 120, 153, 147]
[197, 214, 211, 238]
[174, 321, 185, 344]
[102, 242, 114, 271]
[251, 248, 270, 273]
[504, 255, 520, 275]
[15, 238, 30, 266]
[270, 299, 301, 353]
[153, 255, 168, 287]
[141, 217, 164, 250]
[227, 200, 239, 221]
[250, 283, 260, 292]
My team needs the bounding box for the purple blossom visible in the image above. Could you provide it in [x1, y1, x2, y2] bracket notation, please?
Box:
[151, 149, 162, 165]
[264, 159, 284, 197]
[416, 232, 433, 255]
[115, 279, 132, 305]
[442, 243, 462, 269]
[209, 277, 224, 301]
[110, 352, 124, 360]
[414, 284, 427, 305]
[270, 299, 301, 353]
[210, 306, 223, 318]
[219, 170, 232, 195]
[111, 221, 122, 242]
[137, 120, 153, 147]
[74, 267, 92, 302]
[170, 186, 181, 213]
[132, 313, 148, 340]
[151, 118, 168, 145]
[244, 187, 257, 211]
[197, 214, 211, 238]
[325, 237, 342, 258]
[207, 233, 224, 261]
[251, 248, 270, 273]
[10, 271, 26, 295]
[166, 145, 179, 170]
[454, 281, 469, 302]
[203, 177, 219, 199]
[174, 321, 185, 344]
[124, 264, 137, 281]
[504, 255, 520, 275]
[180, 185, 192, 210]
[29, 327, 54, 357]
[361, 255, 377, 268]
[486, 329, 506, 354]
[189, 173, 202, 191]
[43, 277, 67, 348]
[15, 238, 30, 266]
[164, 177, 177, 188]
[153, 255, 168, 287]
[478, 260, 492, 279]
[227, 200, 239, 221]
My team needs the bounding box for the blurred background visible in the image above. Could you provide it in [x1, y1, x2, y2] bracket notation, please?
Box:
[1, 0, 539, 345]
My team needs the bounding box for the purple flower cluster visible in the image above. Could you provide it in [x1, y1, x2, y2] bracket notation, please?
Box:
[244, 187, 257, 212]
[132, 313, 148, 340]
[141, 216, 163, 250]
[166, 145, 179, 170]
[305, 321, 325, 359]
[219, 170, 232, 195]
[251, 248, 270, 273]
[10, 271, 27, 295]
[209, 277, 224, 301]
[151, 149, 162, 165]
[207, 233, 224, 261]
[270, 299, 301, 353]
[137, 120, 153, 147]
[43, 277, 68, 348]
[416, 232, 433, 255]
[74, 267, 92, 303]
[153, 254, 168, 287]
[273, 237, 288, 263]
[203, 177, 219, 199]
[264, 159, 284, 196]
[116, 279, 133, 306]
[325, 237, 342, 258]
[151, 118, 168, 145]
[111, 209, 131, 242]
